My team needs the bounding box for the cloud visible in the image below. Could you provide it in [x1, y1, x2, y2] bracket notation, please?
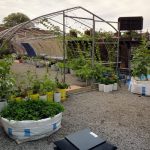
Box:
[0, 0, 149, 31]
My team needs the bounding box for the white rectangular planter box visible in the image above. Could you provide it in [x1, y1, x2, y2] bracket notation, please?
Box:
[54, 93, 61, 102]
[104, 84, 113, 92]
[39, 95, 47, 101]
[113, 83, 118, 91]
[0, 113, 62, 144]
[98, 84, 104, 92]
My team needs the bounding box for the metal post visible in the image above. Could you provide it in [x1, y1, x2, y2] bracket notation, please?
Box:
[91, 15, 95, 85]
[116, 22, 120, 74]
[92, 15, 95, 68]
[63, 11, 66, 83]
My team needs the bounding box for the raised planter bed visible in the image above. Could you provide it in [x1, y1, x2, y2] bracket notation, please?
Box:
[129, 77, 150, 96]
[0, 113, 62, 144]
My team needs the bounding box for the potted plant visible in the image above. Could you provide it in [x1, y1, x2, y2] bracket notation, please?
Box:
[0, 100, 64, 143]
[93, 63, 106, 91]
[56, 81, 69, 101]
[29, 79, 41, 100]
[103, 77, 113, 92]
[131, 39, 150, 80]
[40, 76, 56, 101]
[0, 59, 15, 111]
[97, 77, 105, 92]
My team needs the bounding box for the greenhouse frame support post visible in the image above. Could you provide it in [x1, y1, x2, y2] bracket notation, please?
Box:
[63, 11, 66, 83]
[92, 15, 95, 68]
[91, 15, 95, 84]
[116, 22, 120, 74]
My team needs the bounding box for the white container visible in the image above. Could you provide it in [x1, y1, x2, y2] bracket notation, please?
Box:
[1, 113, 62, 144]
[104, 84, 113, 92]
[0, 101, 7, 112]
[113, 83, 118, 91]
[98, 84, 104, 92]
[129, 77, 150, 96]
[54, 92, 61, 102]
[39, 95, 47, 101]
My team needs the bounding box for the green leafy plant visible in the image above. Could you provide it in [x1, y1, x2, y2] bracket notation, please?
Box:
[0, 59, 15, 101]
[67, 57, 87, 70]
[40, 75, 56, 94]
[131, 39, 150, 79]
[56, 82, 69, 89]
[75, 64, 93, 81]
[0, 100, 64, 121]
[32, 79, 41, 94]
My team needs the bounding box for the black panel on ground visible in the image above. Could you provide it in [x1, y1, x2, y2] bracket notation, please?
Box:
[54, 128, 117, 150]
[65, 128, 105, 150]
[54, 139, 117, 150]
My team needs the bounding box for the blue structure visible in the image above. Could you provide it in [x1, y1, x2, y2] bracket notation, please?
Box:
[21, 43, 36, 57]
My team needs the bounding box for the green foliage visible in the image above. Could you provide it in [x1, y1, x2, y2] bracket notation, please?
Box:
[131, 39, 150, 79]
[3, 12, 30, 27]
[0, 40, 9, 53]
[56, 81, 69, 89]
[32, 79, 41, 94]
[40, 75, 56, 94]
[92, 62, 118, 84]
[56, 62, 69, 69]
[121, 31, 141, 39]
[75, 64, 93, 80]
[67, 57, 87, 70]
[0, 59, 15, 100]
[0, 100, 64, 121]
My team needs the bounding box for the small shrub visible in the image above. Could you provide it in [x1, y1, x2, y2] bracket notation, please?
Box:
[0, 100, 64, 121]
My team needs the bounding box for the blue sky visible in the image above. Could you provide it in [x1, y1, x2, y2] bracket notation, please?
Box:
[0, 0, 149, 31]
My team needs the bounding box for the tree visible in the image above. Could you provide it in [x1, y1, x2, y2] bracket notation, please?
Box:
[3, 12, 30, 27]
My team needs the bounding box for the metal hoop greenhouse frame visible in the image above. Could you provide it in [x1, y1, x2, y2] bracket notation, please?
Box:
[0, 6, 120, 83]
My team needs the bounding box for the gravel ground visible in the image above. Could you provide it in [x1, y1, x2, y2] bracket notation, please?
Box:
[0, 86, 150, 150]
[0, 63, 149, 150]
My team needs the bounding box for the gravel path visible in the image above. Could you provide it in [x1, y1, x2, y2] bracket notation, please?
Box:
[0, 86, 150, 150]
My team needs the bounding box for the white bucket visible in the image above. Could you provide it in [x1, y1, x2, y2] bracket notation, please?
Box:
[39, 95, 47, 101]
[104, 84, 113, 92]
[113, 83, 118, 91]
[98, 84, 104, 92]
[54, 93, 61, 102]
